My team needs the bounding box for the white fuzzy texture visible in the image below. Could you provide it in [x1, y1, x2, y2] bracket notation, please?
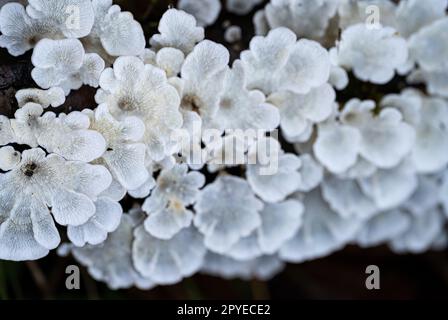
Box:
[87, 0, 145, 59]
[132, 225, 206, 285]
[408, 69, 448, 98]
[356, 209, 411, 248]
[411, 96, 448, 173]
[264, 0, 339, 39]
[383, 90, 448, 172]
[31, 39, 105, 94]
[241, 28, 331, 95]
[0, 1, 447, 287]
[322, 176, 378, 219]
[156, 48, 185, 77]
[178, 0, 221, 27]
[180, 40, 229, 121]
[396, 0, 447, 38]
[359, 165, 418, 211]
[0, 116, 15, 146]
[96, 56, 182, 161]
[150, 9, 204, 55]
[408, 18, 448, 72]
[0, 148, 111, 261]
[214, 60, 280, 131]
[16, 87, 65, 108]
[225, 199, 304, 260]
[143, 164, 205, 240]
[314, 99, 416, 173]
[31, 38, 84, 88]
[269, 83, 335, 142]
[338, 0, 398, 30]
[333, 24, 408, 84]
[194, 175, 263, 253]
[280, 190, 362, 263]
[85, 105, 149, 190]
[70, 213, 154, 290]
[0, 146, 20, 171]
[390, 209, 445, 254]
[67, 197, 122, 247]
[26, 0, 94, 38]
[247, 153, 302, 203]
[11, 104, 107, 162]
[0, 3, 56, 56]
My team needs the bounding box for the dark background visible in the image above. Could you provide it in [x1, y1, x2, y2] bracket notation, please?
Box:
[0, 0, 447, 300]
[1, 245, 448, 299]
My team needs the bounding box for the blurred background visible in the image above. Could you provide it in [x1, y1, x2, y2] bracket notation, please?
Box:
[1, 245, 448, 299]
[0, 0, 447, 300]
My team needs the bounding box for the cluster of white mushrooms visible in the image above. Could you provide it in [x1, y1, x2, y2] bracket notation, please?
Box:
[0, 0, 447, 290]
